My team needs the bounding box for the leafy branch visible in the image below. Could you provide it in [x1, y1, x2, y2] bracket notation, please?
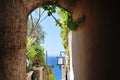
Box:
[42, 5, 86, 30]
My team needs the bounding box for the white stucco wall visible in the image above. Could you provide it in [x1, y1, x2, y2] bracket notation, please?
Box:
[68, 31, 74, 80]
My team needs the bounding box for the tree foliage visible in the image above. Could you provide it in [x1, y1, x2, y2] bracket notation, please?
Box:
[27, 17, 46, 44]
[26, 37, 37, 60]
[42, 5, 56, 16]
[26, 37, 45, 67]
[32, 44, 45, 67]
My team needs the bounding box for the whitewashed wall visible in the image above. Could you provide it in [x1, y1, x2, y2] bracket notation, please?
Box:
[68, 31, 74, 80]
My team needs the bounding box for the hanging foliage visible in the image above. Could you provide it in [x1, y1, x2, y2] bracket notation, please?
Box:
[42, 5, 86, 30]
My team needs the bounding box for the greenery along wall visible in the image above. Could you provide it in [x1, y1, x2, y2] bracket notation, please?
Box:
[57, 8, 70, 67]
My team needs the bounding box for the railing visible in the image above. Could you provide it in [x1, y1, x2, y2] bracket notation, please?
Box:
[26, 71, 34, 80]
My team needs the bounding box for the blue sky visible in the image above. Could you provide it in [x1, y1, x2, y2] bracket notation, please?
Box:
[31, 8, 65, 57]
[41, 13, 65, 56]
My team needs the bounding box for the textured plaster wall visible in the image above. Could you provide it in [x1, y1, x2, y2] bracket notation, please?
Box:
[71, 0, 119, 80]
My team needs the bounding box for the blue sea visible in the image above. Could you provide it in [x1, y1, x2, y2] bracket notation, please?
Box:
[47, 56, 62, 80]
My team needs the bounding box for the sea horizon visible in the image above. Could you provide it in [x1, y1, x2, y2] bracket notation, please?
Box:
[47, 56, 62, 80]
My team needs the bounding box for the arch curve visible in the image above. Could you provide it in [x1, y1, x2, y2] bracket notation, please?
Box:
[24, 0, 78, 15]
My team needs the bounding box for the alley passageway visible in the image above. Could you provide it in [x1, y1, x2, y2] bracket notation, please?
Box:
[0, 0, 119, 80]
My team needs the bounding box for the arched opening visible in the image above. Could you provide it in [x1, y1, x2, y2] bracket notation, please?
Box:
[26, 5, 73, 80]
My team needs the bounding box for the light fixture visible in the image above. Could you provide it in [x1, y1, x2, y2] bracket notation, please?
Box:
[57, 51, 65, 69]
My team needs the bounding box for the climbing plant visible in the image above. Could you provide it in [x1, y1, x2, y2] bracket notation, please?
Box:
[42, 5, 86, 30]
[57, 8, 70, 67]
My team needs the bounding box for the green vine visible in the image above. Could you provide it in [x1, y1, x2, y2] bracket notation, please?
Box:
[42, 5, 86, 31]
[67, 14, 86, 30]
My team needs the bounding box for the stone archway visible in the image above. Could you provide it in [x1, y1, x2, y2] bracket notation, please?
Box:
[0, 0, 77, 80]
